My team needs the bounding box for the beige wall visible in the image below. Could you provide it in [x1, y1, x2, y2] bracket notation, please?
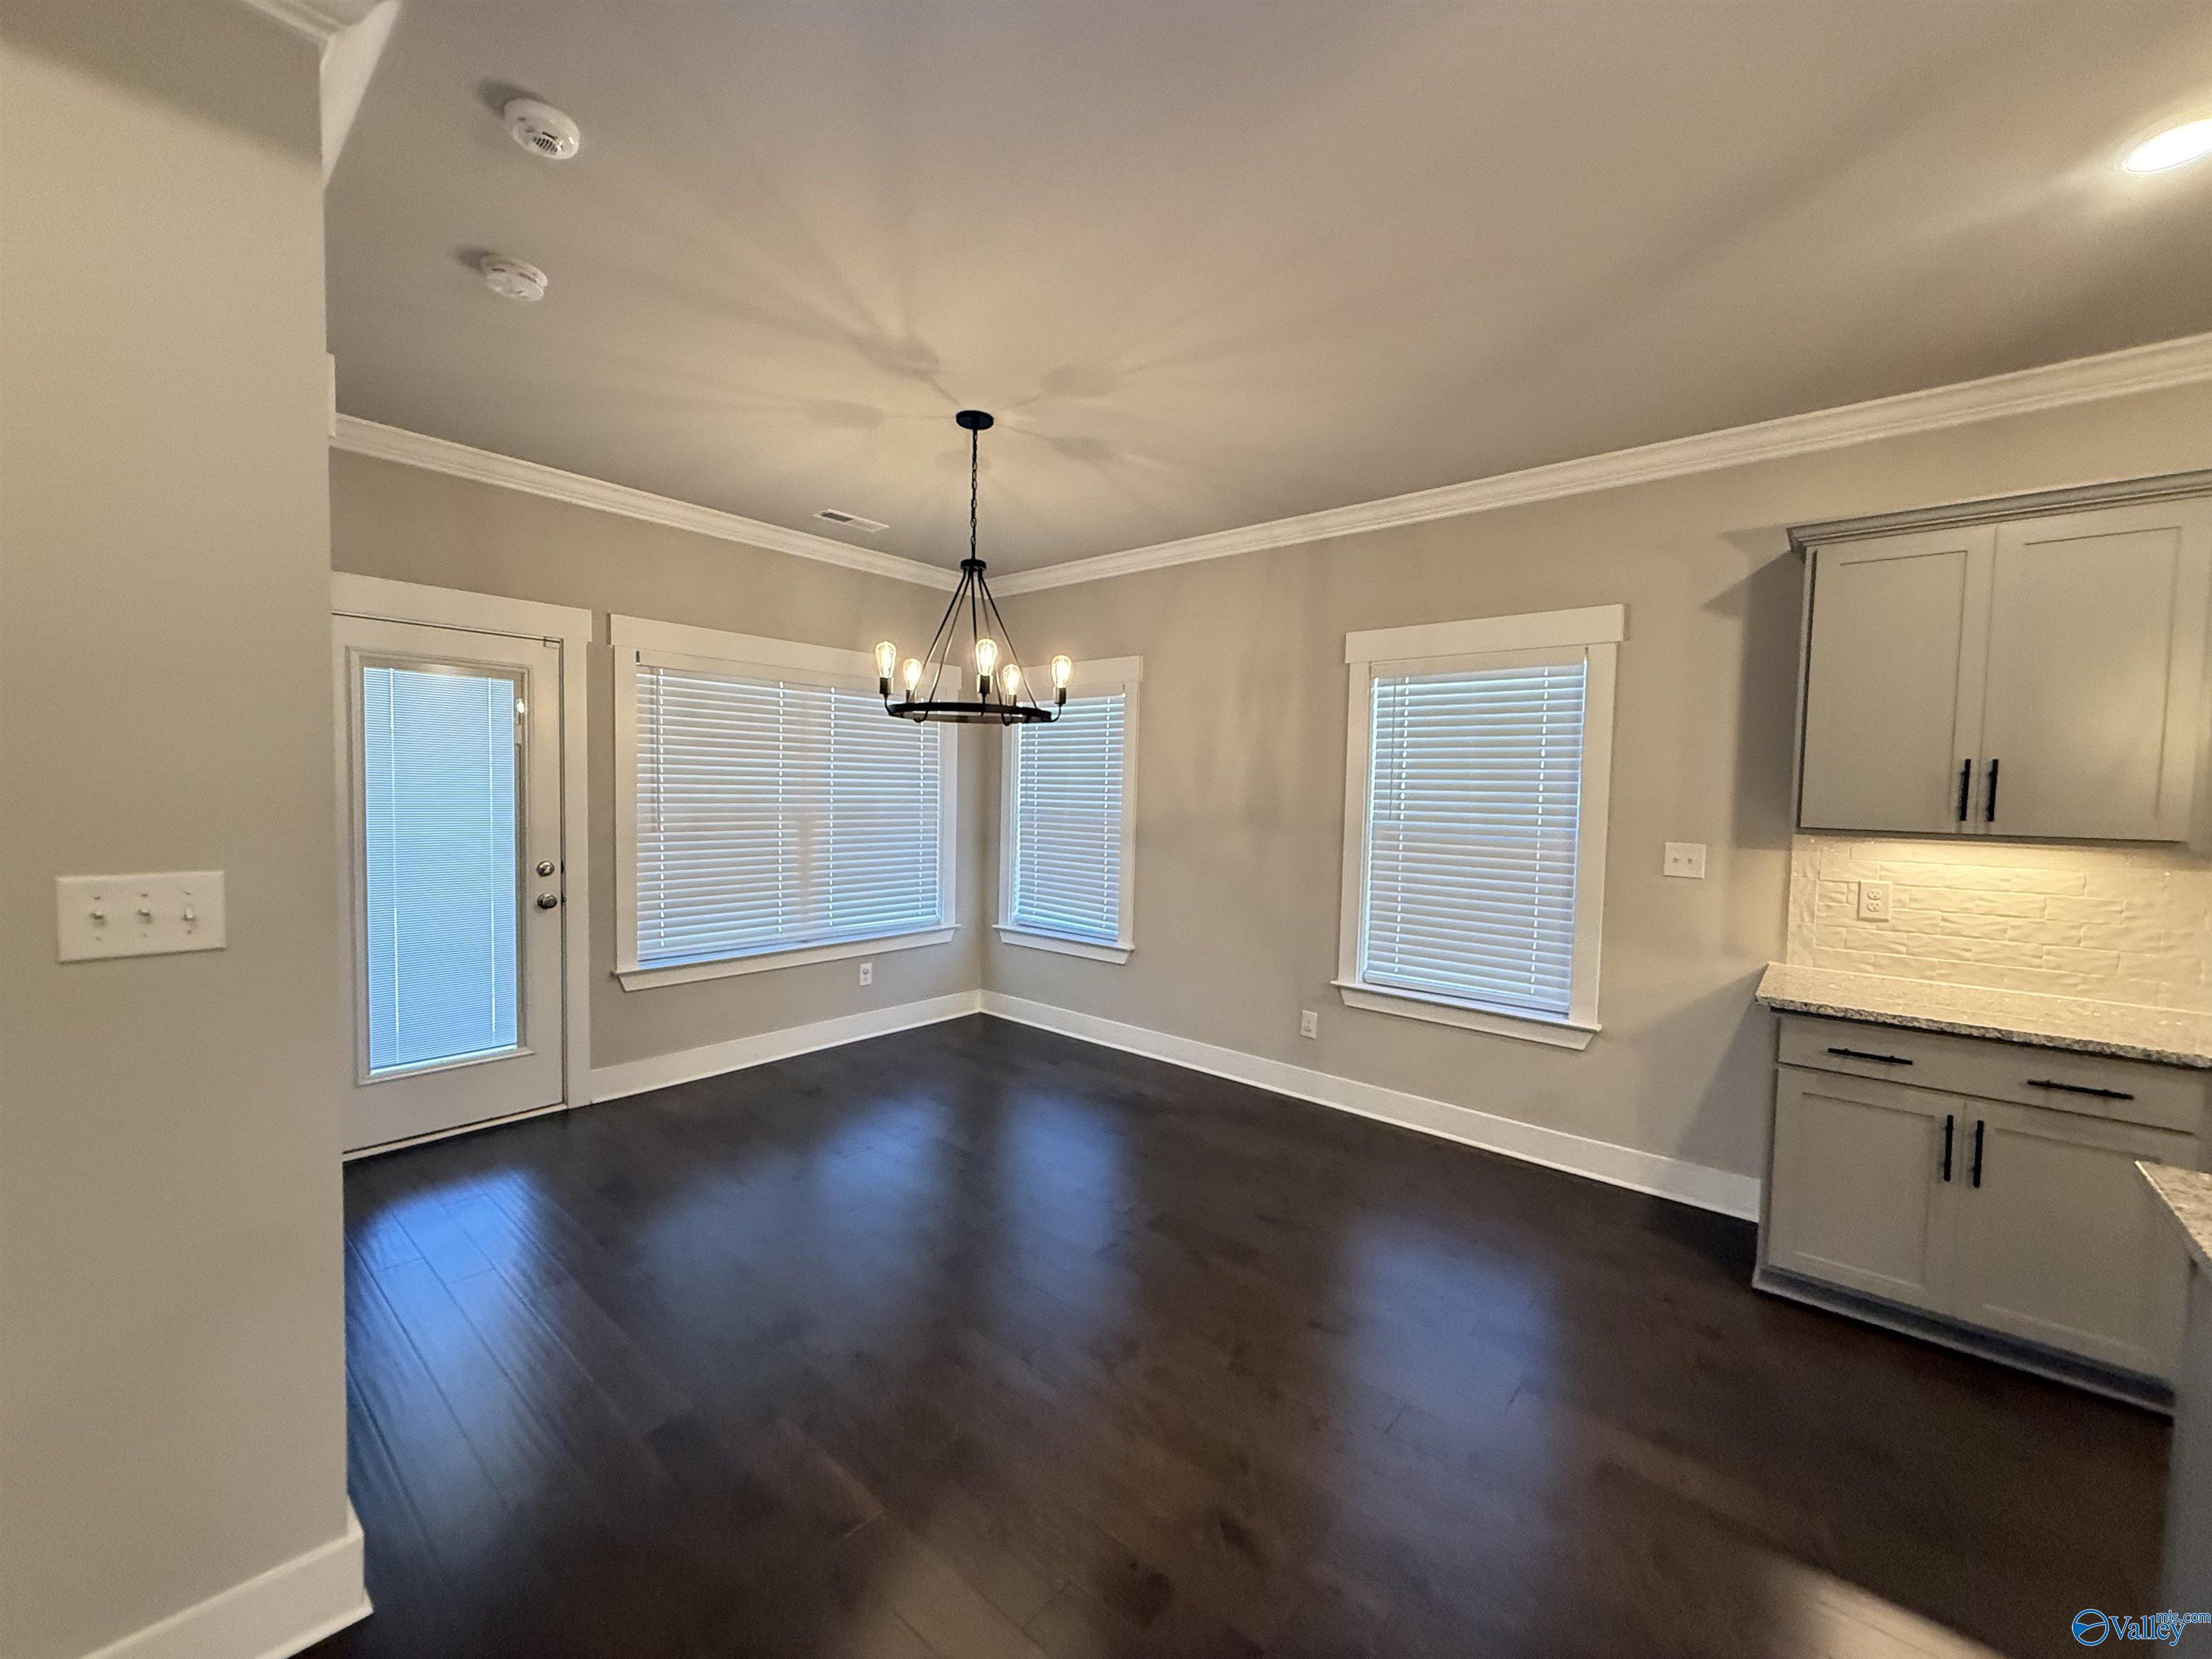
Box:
[328, 451, 989, 1073]
[0, 7, 352, 1657]
[991, 381, 2212, 1183]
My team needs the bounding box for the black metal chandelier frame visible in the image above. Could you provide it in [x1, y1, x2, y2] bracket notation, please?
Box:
[877, 410, 1067, 727]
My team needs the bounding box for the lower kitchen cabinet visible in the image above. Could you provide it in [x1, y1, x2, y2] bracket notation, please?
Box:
[1767, 1069, 1958, 1313]
[1761, 1016, 2209, 1396]
[1948, 1102, 2193, 1377]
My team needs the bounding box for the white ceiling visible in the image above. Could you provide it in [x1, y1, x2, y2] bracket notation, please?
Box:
[327, 1, 2212, 574]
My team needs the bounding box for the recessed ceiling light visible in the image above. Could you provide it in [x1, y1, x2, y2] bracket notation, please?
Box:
[479, 254, 548, 302]
[2123, 117, 2212, 174]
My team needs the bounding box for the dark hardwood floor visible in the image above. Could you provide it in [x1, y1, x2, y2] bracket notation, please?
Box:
[307, 1015, 2169, 1659]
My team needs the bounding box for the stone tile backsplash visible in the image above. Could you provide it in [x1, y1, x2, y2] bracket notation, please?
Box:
[1787, 835, 2212, 1012]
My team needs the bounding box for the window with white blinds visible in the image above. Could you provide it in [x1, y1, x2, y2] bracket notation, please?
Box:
[1339, 607, 1619, 1046]
[1360, 661, 1586, 1017]
[1004, 693, 1130, 950]
[629, 657, 947, 971]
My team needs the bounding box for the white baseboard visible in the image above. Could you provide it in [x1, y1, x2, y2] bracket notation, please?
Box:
[590, 991, 984, 1102]
[81, 1504, 369, 1659]
[980, 992, 1762, 1220]
[582, 985, 1759, 1220]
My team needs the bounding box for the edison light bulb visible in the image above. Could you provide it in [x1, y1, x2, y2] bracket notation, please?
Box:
[974, 637, 999, 678]
[901, 657, 923, 692]
[874, 641, 898, 680]
[1050, 655, 1073, 690]
[999, 662, 1023, 698]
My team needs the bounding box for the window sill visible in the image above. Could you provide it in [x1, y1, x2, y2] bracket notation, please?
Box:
[619, 926, 956, 990]
[996, 926, 1131, 964]
[1332, 981, 1599, 1051]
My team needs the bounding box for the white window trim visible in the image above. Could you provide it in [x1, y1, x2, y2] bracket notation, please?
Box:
[1336, 605, 1622, 1051]
[611, 613, 960, 990]
[997, 655, 1142, 963]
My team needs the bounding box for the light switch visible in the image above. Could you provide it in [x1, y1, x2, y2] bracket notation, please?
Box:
[1663, 842, 1707, 879]
[56, 872, 225, 962]
[1299, 1010, 1319, 1038]
[1857, 880, 1892, 922]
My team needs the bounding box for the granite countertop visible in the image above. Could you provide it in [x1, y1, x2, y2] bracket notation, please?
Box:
[1755, 963, 2212, 1069]
[2141, 1162, 2212, 1275]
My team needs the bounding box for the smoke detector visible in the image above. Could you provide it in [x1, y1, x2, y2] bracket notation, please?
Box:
[503, 98, 581, 161]
[479, 254, 548, 302]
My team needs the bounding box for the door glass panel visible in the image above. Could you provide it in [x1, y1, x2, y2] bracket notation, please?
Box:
[360, 661, 522, 1074]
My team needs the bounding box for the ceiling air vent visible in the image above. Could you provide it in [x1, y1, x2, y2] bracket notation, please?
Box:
[816, 508, 889, 534]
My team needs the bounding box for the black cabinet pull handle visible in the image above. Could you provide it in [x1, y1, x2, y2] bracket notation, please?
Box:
[1956, 758, 1973, 822]
[1826, 1046, 1913, 1066]
[2024, 1078, 2135, 1102]
[1984, 757, 2000, 824]
[1940, 1113, 1954, 1182]
[1970, 1119, 1985, 1188]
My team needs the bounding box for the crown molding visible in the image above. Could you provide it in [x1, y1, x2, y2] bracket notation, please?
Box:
[1789, 467, 2212, 549]
[992, 330, 2212, 596]
[236, 0, 383, 44]
[335, 330, 2212, 603]
[331, 415, 959, 591]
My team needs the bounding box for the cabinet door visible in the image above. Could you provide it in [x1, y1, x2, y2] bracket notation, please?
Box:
[1799, 528, 1992, 835]
[1949, 1104, 2195, 1380]
[1979, 500, 2212, 842]
[1767, 1068, 1959, 1311]
[2164, 1272, 2212, 1609]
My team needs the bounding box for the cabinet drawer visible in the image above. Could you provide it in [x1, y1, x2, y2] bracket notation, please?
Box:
[1776, 1015, 2206, 1135]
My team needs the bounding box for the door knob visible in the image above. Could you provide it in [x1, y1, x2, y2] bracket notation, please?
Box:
[536, 860, 557, 878]
[536, 892, 560, 910]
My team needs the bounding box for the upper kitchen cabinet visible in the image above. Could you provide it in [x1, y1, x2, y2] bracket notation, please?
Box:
[1799, 525, 1993, 835]
[1979, 505, 2212, 841]
[1799, 494, 2212, 842]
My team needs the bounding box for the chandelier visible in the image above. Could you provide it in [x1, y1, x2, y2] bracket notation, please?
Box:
[874, 410, 1069, 725]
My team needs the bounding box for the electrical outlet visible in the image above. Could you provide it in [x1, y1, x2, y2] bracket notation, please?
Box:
[1857, 881, 1892, 922]
[858, 961, 873, 986]
[1299, 1010, 1318, 1039]
[1662, 842, 1707, 879]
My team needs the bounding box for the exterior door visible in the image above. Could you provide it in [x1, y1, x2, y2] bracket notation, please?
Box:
[334, 615, 566, 1152]
[1948, 1102, 2194, 1380]
[1766, 1069, 1961, 1313]
[1799, 527, 1992, 835]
